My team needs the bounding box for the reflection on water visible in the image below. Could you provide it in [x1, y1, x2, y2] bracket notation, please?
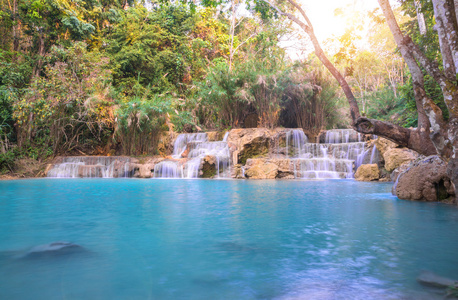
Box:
[0, 179, 457, 299]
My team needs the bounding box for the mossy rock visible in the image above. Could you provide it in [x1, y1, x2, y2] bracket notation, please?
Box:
[201, 155, 217, 178]
[238, 138, 269, 165]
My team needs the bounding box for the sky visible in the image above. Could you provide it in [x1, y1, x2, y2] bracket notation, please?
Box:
[283, 0, 380, 60]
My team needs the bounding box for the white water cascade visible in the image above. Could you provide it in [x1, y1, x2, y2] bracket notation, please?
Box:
[47, 156, 133, 178]
[283, 129, 370, 179]
[154, 133, 231, 178]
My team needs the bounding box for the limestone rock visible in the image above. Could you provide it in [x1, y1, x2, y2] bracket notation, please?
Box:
[22, 242, 85, 259]
[232, 164, 245, 179]
[227, 128, 271, 165]
[206, 131, 225, 141]
[354, 164, 380, 181]
[383, 148, 418, 172]
[245, 159, 278, 179]
[201, 155, 217, 178]
[157, 131, 178, 156]
[394, 156, 455, 202]
[136, 163, 155, 178]
[417, 271, 457, 288]
[375, 137, 398, 158]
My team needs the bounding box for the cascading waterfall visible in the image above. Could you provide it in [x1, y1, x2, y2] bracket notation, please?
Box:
[283, 129, 370, 179]
[222, 132, 229, 142]
[47, 157, 133, 178]
[154, 133, 231, 179]
[172, 133, 208, 159]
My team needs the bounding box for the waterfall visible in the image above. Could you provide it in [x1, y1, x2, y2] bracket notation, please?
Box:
[154, 132, 231, 179]
[325, 129, 362, 144]
[285, 129, 308, 158]
[369, 145, 379, 164]
[172, 133, 208, 159]
[153, 161, 182, 178]
[222, 132, 229, 142]
[47, 157, 133, 178]
[283, 129, 370, 179]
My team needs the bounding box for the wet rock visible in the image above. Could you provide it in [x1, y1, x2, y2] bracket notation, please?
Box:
[417, 271, 457, 288]
[394, 156, 455, 202]
[201, 155, 217, 178]
[355, 164, 380, 181]
[245, 159, 278, 179]
[135, 162, 157, 178]
[227, 128, 271, 165]
[21, 242, 85, 259]
[206, 131, 225, 141]
[390, 161, 413, 182]
[232, 164, 245, 179]
[383, 148, 418, 172]
[157, 131, 178, 156]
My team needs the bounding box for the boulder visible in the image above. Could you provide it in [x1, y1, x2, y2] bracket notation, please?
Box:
[375, 137, 398, 158]
[136, 163, 155, 178]
[394, 156, 455, 202]
[417, 271, 457, 288]
[354, 164, 380, 181]
[383, 148, 418, 172]
[245, 159, 278, 179]
[201, 155, 217, 178]
[232, 164, 245, 179]
[227, 128, 271, 165]
[21, 242, 85, 259]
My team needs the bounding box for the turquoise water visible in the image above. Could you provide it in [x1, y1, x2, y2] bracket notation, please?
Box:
[0, 179, 457, 299]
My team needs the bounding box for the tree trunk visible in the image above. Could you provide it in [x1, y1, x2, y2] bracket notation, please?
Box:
[33, 28, 46, 77]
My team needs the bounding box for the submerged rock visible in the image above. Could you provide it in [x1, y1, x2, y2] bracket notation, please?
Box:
[354, 164, 380, 181]
[417, 270, 457, 288]
[21, 242, 85, 259]
[394, 156, 455, 202]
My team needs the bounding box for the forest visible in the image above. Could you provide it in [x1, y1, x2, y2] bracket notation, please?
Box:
[0, 0, 448, 173]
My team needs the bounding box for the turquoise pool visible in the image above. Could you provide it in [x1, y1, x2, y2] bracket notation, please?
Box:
[0, 179, 457, 299]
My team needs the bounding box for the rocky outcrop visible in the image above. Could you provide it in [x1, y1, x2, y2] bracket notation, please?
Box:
[157, 131, 178, 156]
[201, 155, 217, 178]
[355, 164, 380, 181]
[132, 157, 164, 178]
[417, 270, 457, 288]
[375, 137, 398, 157]
[244, 158, 294, 179]
[227, 128, 271, 165]
[383, 148, 418, 172]
[206, 131, 226, 142]
[245, 159, 278, 179]
[394, 156, 455, 202]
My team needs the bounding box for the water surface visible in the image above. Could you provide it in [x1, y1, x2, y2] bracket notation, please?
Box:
[0, 179, 457, 299]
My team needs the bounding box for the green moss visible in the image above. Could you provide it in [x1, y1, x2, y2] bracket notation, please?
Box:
[238, 140, 269, 165]
[202, 161, 217, 178]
